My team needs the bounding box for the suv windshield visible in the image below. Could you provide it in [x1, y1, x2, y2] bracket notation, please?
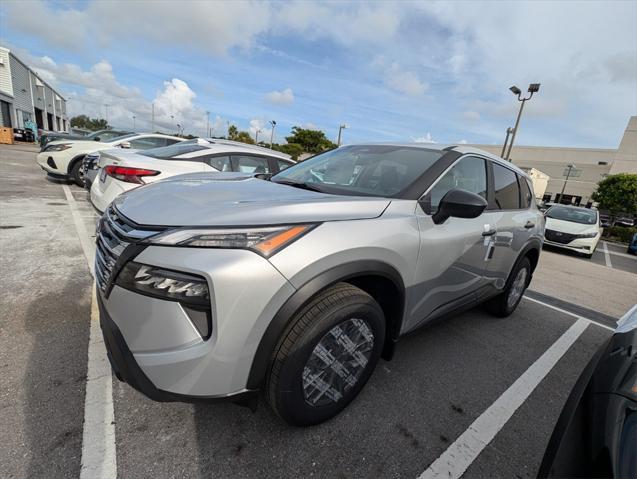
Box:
[142, 141, 207, 159]
[546, 206, 597, 225]
[105, 133, 138, 143]
[272, 145, 443, 197]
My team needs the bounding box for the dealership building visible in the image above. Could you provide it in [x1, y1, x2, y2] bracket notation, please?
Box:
[472, 116, 637, 207]
[0, 46, 68, 133]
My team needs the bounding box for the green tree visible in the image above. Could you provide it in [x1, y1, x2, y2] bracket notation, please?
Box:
[285, 126, 336, 153]
[273, 143, 304, 161]
[69, 115, 109, 131]
[227, 124, 239, 140]
[591, 173, 637, 215]
[234, 130, 255, 145]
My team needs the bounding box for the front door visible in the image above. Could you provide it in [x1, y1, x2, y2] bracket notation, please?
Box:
[405, 155, 497, 332]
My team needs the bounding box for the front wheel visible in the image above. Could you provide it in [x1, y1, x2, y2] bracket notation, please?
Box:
[266, 283, 385, 426]
[485, 257, 531, 317]
[70, 159, 85, 187]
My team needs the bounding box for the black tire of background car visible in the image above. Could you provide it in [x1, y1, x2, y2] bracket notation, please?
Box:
[266, 282, 385, 426]
[70, 158, 85, 187]
[484, 257, 531, 317]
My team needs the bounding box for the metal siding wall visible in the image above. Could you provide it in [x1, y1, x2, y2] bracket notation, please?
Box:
[31, 72, 45, 111]
[0, 49, 13, 97]
[9, 55, 34, 126]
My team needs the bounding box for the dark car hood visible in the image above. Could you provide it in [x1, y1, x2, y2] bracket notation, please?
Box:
[114, 172, 391, 226]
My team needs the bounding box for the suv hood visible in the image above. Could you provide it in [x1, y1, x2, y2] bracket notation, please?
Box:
[114, 172, 391, 226]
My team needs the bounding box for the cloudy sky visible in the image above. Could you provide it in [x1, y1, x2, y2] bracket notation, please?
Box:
[1, 0, 636, 147]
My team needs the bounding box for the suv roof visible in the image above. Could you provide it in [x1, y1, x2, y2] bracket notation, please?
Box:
[200, 138, 292, 159]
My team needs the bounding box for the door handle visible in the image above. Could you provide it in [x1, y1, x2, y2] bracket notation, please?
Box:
[482, 228, 497, 236]
[524, 221, 535, 229]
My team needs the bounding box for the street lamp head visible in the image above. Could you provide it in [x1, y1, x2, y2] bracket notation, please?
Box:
[270, 120, 276, 126]
[509, 85, 522, 95]
[528, 83, 541, 93]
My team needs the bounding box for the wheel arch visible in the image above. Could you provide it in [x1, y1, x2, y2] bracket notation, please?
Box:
[246, 260, 405, 390]
[67, 153, 87, 174]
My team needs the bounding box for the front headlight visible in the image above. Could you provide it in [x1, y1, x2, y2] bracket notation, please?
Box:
[45, 143, 72, 152]
[149, 224, 316, 258]
[577, 231, 598, 238]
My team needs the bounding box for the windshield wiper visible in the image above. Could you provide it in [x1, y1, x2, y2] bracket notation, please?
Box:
[272, 179, 324, 192]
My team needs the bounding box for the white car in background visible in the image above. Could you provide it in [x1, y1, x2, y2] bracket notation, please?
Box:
[37, 133, 184, 186]
[543, 205, 602, 258]
[89, 138, 295, 212]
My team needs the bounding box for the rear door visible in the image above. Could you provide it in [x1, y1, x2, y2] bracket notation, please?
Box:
[408, 155, 499, 330]
[483, 162, 539, 290]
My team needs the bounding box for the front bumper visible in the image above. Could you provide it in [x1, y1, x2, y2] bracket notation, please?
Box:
[98, 246, 296, 399]
[98, 291, 256, 404]
[36, 151, 66, 176]
[543, 236, 598, 254]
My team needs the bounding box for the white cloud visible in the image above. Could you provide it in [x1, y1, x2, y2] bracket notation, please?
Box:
[264, 88, 295, 106]
[457, 139, 467, 144]
[248, 118, 274, 143]
[372, 57, 428, 97]
[414, 132, 436, 143]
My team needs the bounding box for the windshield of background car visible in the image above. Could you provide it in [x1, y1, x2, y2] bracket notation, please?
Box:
[142, 141, 207, 159]
[546, 206, 597, 225]
[105, 133, 138, 143]
[271, 145, 444, 197]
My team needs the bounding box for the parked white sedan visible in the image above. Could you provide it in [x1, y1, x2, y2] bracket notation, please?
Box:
[89, 138, 294, 212]
[543, 205, 602, 258]
[36, 133, 184, 186]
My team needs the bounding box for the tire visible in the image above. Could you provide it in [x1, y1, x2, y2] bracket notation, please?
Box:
[266, 283, 385, 426]
[70, 158, 85, 187]
[485, 257, 531, 317]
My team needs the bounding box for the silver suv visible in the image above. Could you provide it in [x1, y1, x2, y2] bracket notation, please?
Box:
[97, 144, 544, 426]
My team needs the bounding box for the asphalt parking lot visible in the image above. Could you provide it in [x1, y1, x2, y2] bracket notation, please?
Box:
[1, 143, 636, 478]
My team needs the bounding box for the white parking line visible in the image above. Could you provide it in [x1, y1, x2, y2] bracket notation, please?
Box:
[418, 318, 589, 479]
[63, 184, 117, 479]
[602, 241, 613, 268]
[523, 295, 615, 332]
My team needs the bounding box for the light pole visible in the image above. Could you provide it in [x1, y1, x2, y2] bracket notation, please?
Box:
[504, 83, 540, 161]
[269, 120, 276, 149]
[500, 127, 513, 157]
[206, 111, 210, 138]
[132, 115, 136, 130]
[171, 115, 175, 134]
[337, 124, 348, 146]
[176, 123, 182, 137]
[255, 128, 262, 144]
[559, 163, 575, 204]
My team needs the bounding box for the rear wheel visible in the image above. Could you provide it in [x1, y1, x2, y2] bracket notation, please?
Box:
[485, 257, 531, 317]
[266, 283, 385, 426]
[70, 159, 85, 187]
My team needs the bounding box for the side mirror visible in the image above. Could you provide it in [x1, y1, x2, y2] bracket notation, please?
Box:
[427, 188, 488, 225]
[118, 141, 131, 149]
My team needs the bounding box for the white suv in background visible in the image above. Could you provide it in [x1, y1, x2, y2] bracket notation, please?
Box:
[89, 138, 294, 212]
[36, 133, 184, 186]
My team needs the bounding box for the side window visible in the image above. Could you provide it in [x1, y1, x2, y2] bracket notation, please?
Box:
[129, 137, 167, 150]
[165, 138, 181, 146]
[277, 159, 293, 172]
[518, 175, 533, 208]
[206, 155, 232, 172]
[232, 155, 271, 174]
[492, 163, 521, 209]
[427, 156, 487, 213]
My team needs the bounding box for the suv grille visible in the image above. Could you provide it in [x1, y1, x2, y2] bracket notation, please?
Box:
[545, 229, 578, 244]
[95, 206, 161, 293]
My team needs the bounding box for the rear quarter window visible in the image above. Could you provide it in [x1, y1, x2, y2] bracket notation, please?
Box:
[493, 163, 521, 209]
